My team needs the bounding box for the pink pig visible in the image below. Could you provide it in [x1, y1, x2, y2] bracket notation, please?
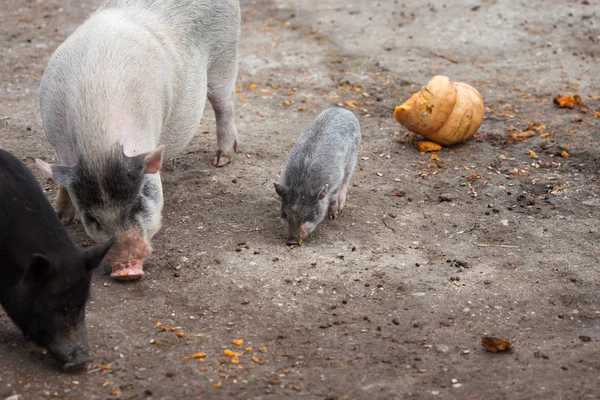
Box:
[37, 0, 241, 280]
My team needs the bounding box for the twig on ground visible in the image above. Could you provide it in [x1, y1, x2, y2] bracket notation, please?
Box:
[382, 218, 396, 233]
[473, 242, 519, 248]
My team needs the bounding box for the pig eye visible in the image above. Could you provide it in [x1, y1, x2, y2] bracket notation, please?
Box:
[85, 215, 100, 229]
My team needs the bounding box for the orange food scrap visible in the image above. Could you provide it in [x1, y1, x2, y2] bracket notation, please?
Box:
[232, 339, 244, 346]
[111, 389, 121, 396]
[416, 141, 442, 153]
[235, 87, 242, 93]
[214, 381, 223, 388]
[258, 347, 268, 353]
[560, 150, 569, 158]
[224, 349, 243, 357]
[467, 173, 481, 180]
[481, 336, 514, 353]
[176, 330, 185, 338]
[569, 130, 577, 135]
[155, 322, 163, 328]
[249, 83, 257, 89]
[252, 354, 265, 365]
[594, 110, 600, 118]
[540, 133, 549, 138]
[429, 153, 439, 161]
[230, 357, 240, 364]
[245, 347, 252, 352]
[192, 352, 207, 359]
[527, 149, 537, 158]
[98, 365, 112, 374]
[239, 98, 245, 103]
[292, 385, 301, 391]
[553, 94, 583, 109]
[525, 120, 545, 131]
[345, 100, 357, 108]
[261, 88, 273, 94]
[508, 130, 536, 141]
[218, 372, 228, 378]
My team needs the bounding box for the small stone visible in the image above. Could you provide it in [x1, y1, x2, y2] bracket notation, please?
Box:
[484, 280, 492, 285]
[579, 335, 591, 342]
[392, 318, 400, 325]
[435, 344, 450, 353]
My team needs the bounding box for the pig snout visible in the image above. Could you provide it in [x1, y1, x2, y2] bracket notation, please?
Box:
[286, 236, 301, 245]
[48, 323, 91, 370]
[105, 229, 151, 280]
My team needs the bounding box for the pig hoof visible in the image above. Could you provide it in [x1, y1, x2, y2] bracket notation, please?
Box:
[111, 266, 145, 280]
[212, 152, 232, 167]
[328, 211, 338, 220]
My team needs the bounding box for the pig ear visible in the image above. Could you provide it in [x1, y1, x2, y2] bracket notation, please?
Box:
[274, 183, 288, 197]
[82, 238, 114, 272]
[24, 254, 56, 283]
[35, 159, 54, 178]
[36, 159, 75, 187]
[317, 184, 329, 200]
[143, 146, 164, 174]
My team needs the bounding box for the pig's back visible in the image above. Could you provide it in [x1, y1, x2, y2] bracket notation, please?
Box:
[101, 0, 240, 62]
[284, 108, 361, 191]
[0, 150, 76, 270]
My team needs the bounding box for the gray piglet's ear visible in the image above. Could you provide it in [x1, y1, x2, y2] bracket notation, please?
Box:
[142, 146, 164, 174]
[317, 184, 329, 200]
[35, 159, 75, 187]
[274, 183, 287, 197]
[82, 238, 114, 272]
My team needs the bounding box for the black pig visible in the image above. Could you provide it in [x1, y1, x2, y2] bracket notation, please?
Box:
[0, 149, 112, 369]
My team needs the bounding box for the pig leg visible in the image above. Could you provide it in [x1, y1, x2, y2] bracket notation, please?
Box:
[337, 177, 350, 214]
[208, 52, 239, 167]
[55, 185, 75, 225]
[328, 197, 339, 220]
[337, 162, 356, 214]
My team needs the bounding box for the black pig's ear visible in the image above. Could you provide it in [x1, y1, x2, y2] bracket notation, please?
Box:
[82, 239, 114, 272]
[25, 254, 56, 283]
[274, 183, 288, 197]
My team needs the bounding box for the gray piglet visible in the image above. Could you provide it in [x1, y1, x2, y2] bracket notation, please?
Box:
[274, 108, 361, 244]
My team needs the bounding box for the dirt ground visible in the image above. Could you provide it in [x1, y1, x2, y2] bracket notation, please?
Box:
[1, 0, 599, 399]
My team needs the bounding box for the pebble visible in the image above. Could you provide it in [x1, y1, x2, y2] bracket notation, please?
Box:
[435, 344, 450, 353]
[484, 280, 492, 285]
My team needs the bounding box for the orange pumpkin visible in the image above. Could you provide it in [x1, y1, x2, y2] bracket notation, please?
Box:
[394, 75, 484, 146]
